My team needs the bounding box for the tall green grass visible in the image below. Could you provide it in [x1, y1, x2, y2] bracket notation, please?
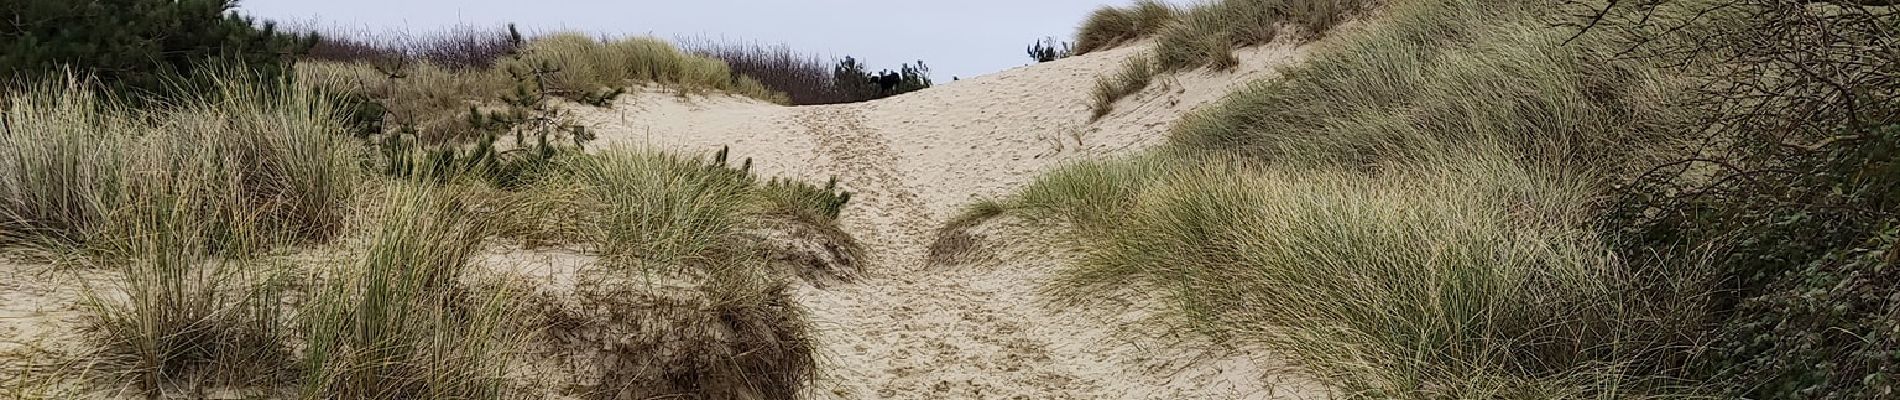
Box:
[555, 149, 757, 271]
[0, 77, 361, 395]
[298, 184, 525, 400]
[1004, 0, 1709, 397]
[0, 77, 362, 254]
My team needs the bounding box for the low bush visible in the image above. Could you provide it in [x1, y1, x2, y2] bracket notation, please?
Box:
[682, 38, 938, 105]
[303, 25, 519, 70]
[1027, 38, 1075, 63]
[0, 0, 315, 103]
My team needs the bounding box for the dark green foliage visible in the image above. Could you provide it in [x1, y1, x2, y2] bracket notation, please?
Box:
[379, 128, 580, 189]
[832, 56, 932, 100]
[0, 0, 316, 103]
[703, 145, 853, 221]
[1027, 38, 1074, 63]
[1587, 1, 1900, 395]
[1609, 124, 1900, 398]
[764, 177, 853, 220]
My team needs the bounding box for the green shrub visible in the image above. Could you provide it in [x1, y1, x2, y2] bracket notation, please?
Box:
[0, 0, 316, 103]
[1027, 38, 1075, 63]
[1610, 123, 1900, 398]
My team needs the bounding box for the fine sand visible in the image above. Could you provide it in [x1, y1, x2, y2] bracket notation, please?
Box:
[574, 41, 1326, 399]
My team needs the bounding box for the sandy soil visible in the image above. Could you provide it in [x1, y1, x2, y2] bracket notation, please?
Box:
[0, 39, 1328, 399]
[574, 41, 1328, 399]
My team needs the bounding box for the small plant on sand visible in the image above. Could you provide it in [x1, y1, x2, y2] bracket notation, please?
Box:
[1089, 53, 1158, 119]
[1027, 38, 1075, 63]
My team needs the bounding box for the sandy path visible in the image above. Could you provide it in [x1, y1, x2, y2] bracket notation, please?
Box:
[580, 41, 1330, 399]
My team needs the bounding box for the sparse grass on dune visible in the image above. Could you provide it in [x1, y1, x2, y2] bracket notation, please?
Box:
[510, 148, 834, 398]
[1170, 0, 1679, 172]
[1085, 0, 1382, 117]
[0, 67, 852, 398]
[518, 33, 787, 104]
[1090, 54, 1158, 118]
[298, 32, 789, 143]
[1034, 154, 1659, 397]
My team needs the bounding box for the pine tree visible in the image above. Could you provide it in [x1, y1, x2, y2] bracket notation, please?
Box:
[0, 0, 316, 103]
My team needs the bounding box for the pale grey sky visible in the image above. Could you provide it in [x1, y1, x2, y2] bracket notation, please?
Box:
[237, 0, 1165, 80]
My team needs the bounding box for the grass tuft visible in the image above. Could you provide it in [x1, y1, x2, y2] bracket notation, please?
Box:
[1074, 0, 1180, 55]
[297, 184, 525, 400]
[1089, 53, 1159, 119]
[0, 77, 361, 254]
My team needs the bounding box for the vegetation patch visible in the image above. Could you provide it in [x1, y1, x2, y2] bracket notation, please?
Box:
[1074, 0, 1179, 55]
[1003, 0, 1896, 397]
[1084, 0, 1383, 118]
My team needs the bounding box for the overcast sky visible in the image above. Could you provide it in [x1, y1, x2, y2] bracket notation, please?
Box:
[237, 0, 1164, 80]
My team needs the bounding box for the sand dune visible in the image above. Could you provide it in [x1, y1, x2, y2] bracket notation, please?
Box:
[572, 40, 1325, 399]
[1, 37, 1322, 399]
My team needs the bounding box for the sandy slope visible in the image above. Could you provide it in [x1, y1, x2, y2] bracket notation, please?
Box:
[574, 41, 1327, 399]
